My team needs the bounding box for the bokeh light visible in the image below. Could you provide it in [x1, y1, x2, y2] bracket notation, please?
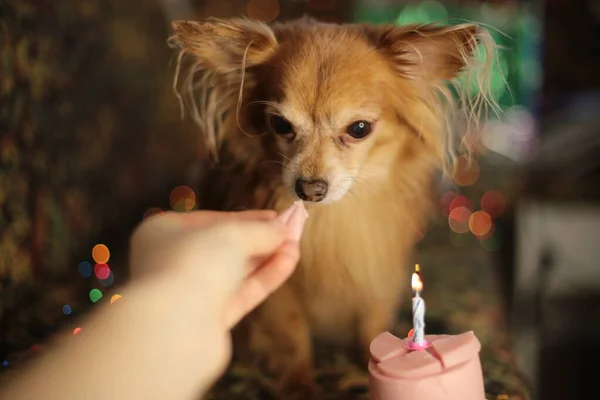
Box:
[395, 2, 447, 25]
[100, 270, 115, 287]
[62, 305, 72, 315]
[169, 185, 196, 212]
[481, 190, 506, 217]
[247, 0, 280, 22]
[448, 206, 472, 234]
[453, 156, 480, 187]
[78, 261, 93, 278]
[110, 294, 122, 304]
[94, 263, 111, 280]
[476, 222, 495, 240]
[2, 361, 7, 367]
[480, 2, 512, 29]
[449, 195, 474, 213]
[481, 106, 538, 163]
[89, 288, 103, 303]
[144, 207, 163, 219]
[417, 1, 448, 21]
[92, 244, 110, 264]
[461, 43, 509, 100]
[306, 0, 337, 11]
[397, 4, 434, 25]
[469, 211, 493, 237]
[73, 327, 82, 335]
[414, 226, 426, 243]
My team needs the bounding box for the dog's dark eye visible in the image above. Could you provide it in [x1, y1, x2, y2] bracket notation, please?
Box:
[347, 121, 372, 139]
[270, 115, 293, 135]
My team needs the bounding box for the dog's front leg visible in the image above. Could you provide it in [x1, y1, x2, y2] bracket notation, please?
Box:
[356, 297, 401, 366]
[244, 283, 318, 399]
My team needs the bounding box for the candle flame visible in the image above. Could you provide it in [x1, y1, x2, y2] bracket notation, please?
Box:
[411, 265, 423, 293]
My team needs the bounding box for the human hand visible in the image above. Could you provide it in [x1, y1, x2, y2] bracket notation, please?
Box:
[129, 202, 307, 329]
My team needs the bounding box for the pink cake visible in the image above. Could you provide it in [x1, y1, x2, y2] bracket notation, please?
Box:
[369, 331, 485, 400]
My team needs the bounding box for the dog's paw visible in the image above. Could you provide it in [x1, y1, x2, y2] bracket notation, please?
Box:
[276, 373, 321, 400]
[337, 368, 370, 394]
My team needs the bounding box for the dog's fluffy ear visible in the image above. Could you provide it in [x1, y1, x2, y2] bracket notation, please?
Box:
[365, 23, 481, 82]
[170, 18, 278, 72]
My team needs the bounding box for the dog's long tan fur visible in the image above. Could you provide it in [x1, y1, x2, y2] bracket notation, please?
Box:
[169, 16, 497, 398]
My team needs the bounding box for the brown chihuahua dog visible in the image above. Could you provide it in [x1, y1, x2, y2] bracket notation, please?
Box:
[169, 16, 496, 398]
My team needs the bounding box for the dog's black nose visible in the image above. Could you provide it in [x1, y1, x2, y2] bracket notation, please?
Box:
[295, 178, 328, 202]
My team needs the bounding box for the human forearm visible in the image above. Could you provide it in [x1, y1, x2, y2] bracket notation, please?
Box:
[0, 276, 223, 400]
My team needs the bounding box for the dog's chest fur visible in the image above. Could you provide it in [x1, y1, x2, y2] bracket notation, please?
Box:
[198, 141, 435, 343]
[290, 173, 429, 341]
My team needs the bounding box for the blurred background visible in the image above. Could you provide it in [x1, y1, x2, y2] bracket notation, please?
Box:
[1, 0, 598, 399]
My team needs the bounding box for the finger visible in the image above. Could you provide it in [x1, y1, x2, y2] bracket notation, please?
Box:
[136, 210, 277, 237]
[286, 202, 308, 242]
[224, 241, 300, 328]
[189, 220, 289, 308]
[276, 202, 297, 224]
[211, 219, 289, 260]
[178, 210, 277, 228]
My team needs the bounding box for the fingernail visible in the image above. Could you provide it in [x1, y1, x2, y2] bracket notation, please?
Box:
[293, 200, 309, 219]
[276, 202, 297, 224]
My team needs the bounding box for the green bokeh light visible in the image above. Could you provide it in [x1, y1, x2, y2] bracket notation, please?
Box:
[480, 229, 502, 252]
[460, 44, 510, 100]
[89, 288, 103, 303]
[396, 1, 448, 25]
[355, 0, 541, 110]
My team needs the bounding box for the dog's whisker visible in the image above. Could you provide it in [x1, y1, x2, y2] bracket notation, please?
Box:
[346, 187, 359, 200]
[247, 100, 281, 108]
[261, 159, 287, 167]
[276, 151, 291, 162]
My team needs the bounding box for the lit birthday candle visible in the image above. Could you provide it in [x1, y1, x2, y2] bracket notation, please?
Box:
[410, 264, 428, 348]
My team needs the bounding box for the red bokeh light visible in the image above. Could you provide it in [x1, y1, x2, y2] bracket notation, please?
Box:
[169, 185, 196, 212]
[94, 263, 111, 280]
[449, 195, 474, 213]
[481, 190, 506, 217]
[449, 206, 472, 234]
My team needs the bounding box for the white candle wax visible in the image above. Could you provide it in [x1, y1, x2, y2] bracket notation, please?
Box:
[412, 292, 426, 344]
